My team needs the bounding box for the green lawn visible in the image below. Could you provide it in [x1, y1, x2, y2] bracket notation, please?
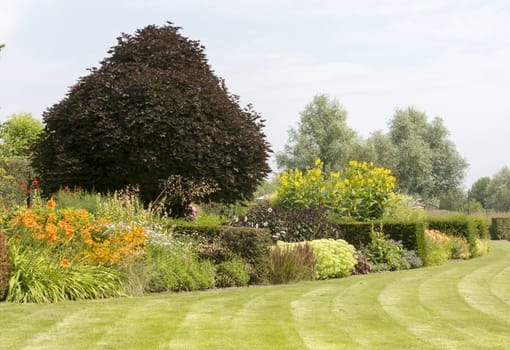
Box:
[2, 241, 510, 350]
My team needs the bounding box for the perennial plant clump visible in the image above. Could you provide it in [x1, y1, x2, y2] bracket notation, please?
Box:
[275, 159, 396, 220]
[7, 199, 148, 267]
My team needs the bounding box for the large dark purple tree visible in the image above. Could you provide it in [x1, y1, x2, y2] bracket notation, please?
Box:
[32, 23, 271, 214]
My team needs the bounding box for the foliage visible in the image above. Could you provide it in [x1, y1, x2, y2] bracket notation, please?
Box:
[233, 200, 342, 242]
[308, 239, 357, 279]
[7, 243, 124, 303]
[174, 225, 271, 283]
[0, 113, 43, 160]
[155, 175, 218, 217]
[215, 256, 250, 288]
[7, 199, 148, 267]
[0, 160, 40, 210]
[449, 235, 471, 260]
[53, 185, 98, 212]
[486, 167, 510, 211]
[403, 249, 423, 269]
[94, 186, 166, 229]
[422, 230, 452, 266]
[276, 94, 359, 172]
[275, 159, 396, 220]
[470, 176, 491, 209]
[388, 107, 468, 200]
[382, 194, 426, 221]
[427, 215, 479, 256]
[136, 243, 216, 293]
[0, 231, 10, 300]
[361, 229, 410, 272]
[490, 217, 510, 240]
[352, 252, 372, 275]
[268, 242, 316, 284]
[32, 23, 271, 211]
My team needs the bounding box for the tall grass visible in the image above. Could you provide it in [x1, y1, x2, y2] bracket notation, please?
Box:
[268, 243, 316, 284]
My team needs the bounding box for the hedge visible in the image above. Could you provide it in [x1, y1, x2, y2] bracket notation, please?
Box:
[173, 225, 271, 283]
[490, 217, 510, 240]
[0, 231, 10, 301]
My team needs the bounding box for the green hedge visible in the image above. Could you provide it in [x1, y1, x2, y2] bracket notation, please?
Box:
[490, 217, 510, 240]
[331, 220, 424, 253]
[173, 225, 271, 284]
[0, 231, 10, 301]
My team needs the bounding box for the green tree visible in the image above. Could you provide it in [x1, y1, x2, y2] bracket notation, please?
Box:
[487, 167, 510, 211]
[470, 177, 491, 209]
[276, 94, 359, 171]
[388, 107, 468, 200]
[0, 113, 43, 160]
[358, 131, 398, 170]
[32, 23, 271, 216]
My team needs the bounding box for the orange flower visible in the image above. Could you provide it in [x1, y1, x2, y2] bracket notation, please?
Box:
[60, 258, 70, 267]
[46, 198, 57, 209]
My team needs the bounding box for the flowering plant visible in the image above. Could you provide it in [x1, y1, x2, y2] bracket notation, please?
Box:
[7, 198, 148, 267]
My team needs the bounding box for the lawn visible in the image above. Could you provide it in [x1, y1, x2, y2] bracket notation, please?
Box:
[2, 241, 509, 350]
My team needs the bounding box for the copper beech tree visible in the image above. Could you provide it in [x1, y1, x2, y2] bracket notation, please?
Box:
[32, 23, 271, 216]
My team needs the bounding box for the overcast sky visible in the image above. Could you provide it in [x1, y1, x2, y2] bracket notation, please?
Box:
[1, 0, 509, 187]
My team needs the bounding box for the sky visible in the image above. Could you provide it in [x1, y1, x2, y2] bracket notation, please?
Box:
[1, 0, 509, 188]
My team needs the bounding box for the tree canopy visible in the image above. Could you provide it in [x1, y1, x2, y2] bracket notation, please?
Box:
[0, 113, 43, 160]
[276, 94, 359, 171]
[387, 107, 468, 201]
[32, 23, 271, 215]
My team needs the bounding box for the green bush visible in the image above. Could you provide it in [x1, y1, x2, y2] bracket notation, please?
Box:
[422, 230, 452, 266]
[309, 239, 357, 279]
[472, 216, 490, 239]
[140, 243, 216, 293]
[490, 217, 510, 240]
[449, 235, 471, 260]
[7, 243, 124, 303]
[0, 231, 10, 300]
[215, 256, 250, 288]
[173, 225, 271, 284]
[361, 230, 410, 272]
[268, 242, 316, 284]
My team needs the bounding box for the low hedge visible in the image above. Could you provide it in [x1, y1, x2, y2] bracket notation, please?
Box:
[0, 231, 11, 301]
[490, 217, 510, 240]
[173, 225, 272, 284]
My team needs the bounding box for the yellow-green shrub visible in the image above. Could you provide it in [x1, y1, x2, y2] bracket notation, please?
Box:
[308, 239, 357, 279]
[275, 159, 395, 220]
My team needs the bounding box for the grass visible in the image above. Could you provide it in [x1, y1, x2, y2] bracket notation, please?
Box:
[1, 241, 510, 349]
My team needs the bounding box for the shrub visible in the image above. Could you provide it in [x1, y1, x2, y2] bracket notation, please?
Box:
[422, 230, 452, 266]
[361, 230, 410, 272]
[139, 243, 215, 293]
[7, 243, 124, 303]
[473, 239, 491, 257]
[0, 231, 10, 300]
[215, 256, 250, 288]
[275, 159, 396, 220]
[234, 200, 342, 243]
[268, 242, 316, 284]
[472, 216, 490, 239]
[403, 250, 423, 269]
[174, 225, 271, 284]
[449, 236, 471, 260]
[32, 23, 271, 213]
[353, 252, 371, 275]
[309, 239, 357, 279]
